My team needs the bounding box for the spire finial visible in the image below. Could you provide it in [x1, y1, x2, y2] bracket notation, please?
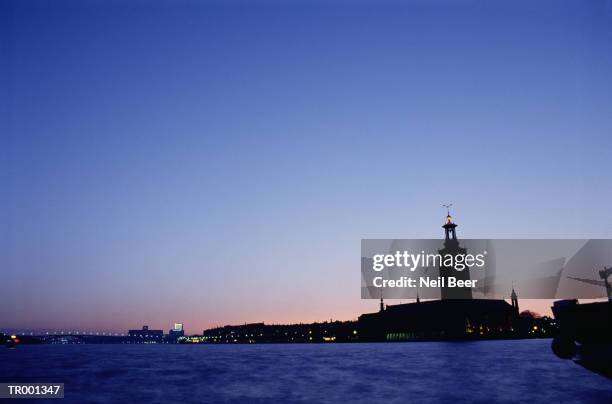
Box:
[443, 203, 453, 224]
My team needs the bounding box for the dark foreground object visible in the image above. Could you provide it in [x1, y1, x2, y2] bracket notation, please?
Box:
[552, 300, 612, 378]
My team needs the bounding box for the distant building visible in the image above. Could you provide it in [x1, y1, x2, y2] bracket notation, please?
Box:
[359, 299, 517, 341]
[197, 212, 552, 343]
[202, 321, 358, 343]
[128, 325, 163, 342]
[168, 322, 185, 342]
[358, 211, 518, 341]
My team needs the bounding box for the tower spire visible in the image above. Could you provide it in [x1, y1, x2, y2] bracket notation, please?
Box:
[442, 204, 457, 241]
[511, 283, 519, 313]
[438, 204, 472, 300]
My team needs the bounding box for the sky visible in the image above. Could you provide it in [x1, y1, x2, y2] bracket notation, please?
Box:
[2, 0, 612, 334]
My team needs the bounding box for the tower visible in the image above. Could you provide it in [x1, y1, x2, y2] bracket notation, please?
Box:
[443, 211, 457, 241]
[511, 286, 519, 313]
[379, 290, 385, 312]
[438, 207, 473, 300]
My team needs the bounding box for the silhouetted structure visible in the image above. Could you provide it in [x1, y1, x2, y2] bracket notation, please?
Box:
[358, 299, 517, 341]
[511, 287, 519, 314]
[440, 211, 472, 299]
[197, 212, 558, 344]
[551, 299, 612, 377]
[358, 211, 520, 341]
[128, 325, 164, 342]
[599, 267, 612, 302]
[201, 321, 358, 343]
[167, 322, 185, 342]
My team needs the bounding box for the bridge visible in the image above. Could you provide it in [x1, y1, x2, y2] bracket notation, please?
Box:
[4, 331, 141, 344]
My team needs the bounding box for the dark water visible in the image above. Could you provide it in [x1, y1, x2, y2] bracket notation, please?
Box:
[1, 339, 610, 403]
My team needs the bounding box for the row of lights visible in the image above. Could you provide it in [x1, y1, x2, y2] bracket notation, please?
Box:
[4, 331, 126, 337]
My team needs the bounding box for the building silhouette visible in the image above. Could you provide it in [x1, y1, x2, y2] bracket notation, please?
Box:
[358, 212, 519, 341]
[128, 325, 164, 342]
[201, 321, 358, 343]
[194, 212, 560, 344]
[439, 212, 473, 299]
[167, 322, 185, 342]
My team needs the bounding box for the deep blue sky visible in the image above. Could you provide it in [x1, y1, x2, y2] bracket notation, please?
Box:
[2, 0, 611, 333]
